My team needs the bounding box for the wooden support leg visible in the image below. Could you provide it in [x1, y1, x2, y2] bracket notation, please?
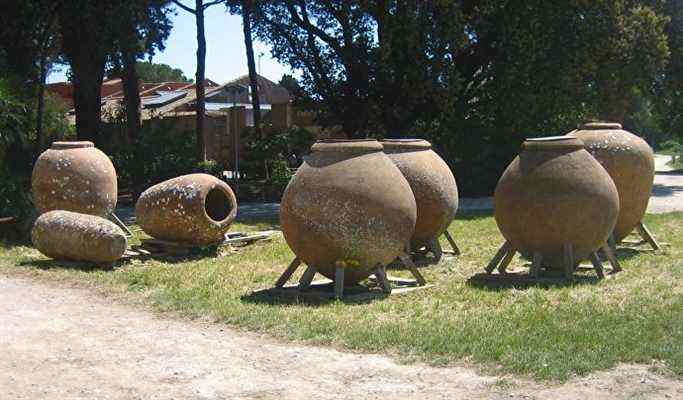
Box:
[398, 253, 427, 286]
[275, 258, 301, 287]
[485, 241, 512, 274]
[601, 243, 622, 273]
[588, 252, 605, 279]
[443, 230, 461, 255]
[636, 222, 660, 251]
[427, 238, 443, 262]
[334, 266, 344, 299]
[607, 233, 617, 252]
[529, 251, 543, 278]
[109, 212, 134, 238]
[374, 265, 392, 294]
[298, 265, 317, 290]
[562, 243, 574, 280]
[497, 247, 517, 274]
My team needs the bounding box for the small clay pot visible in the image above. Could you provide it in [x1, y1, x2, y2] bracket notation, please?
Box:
[135, 173, 237, 245]
[32, 210, 127, 263]
[569, 122, 655, 242]
[32, 141, 117, 216]
[494, 136, 619, 268]
[280, 139, 417, 286]
[382, 139, 458, 249]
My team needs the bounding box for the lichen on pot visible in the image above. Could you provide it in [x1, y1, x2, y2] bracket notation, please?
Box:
[31, 210, 127, 263]
[381, 139, 458, 250]
[494, 136, 619, 269]
[569, 122, 655, 242]
[32, 141, 117, 217]
[135, 173, 238, 245]
[280, 139, 417, 286]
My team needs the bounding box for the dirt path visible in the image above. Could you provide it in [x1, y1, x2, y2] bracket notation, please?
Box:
[1, 277, 680, 399]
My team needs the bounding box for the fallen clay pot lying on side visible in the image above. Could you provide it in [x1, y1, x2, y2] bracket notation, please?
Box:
[31, 210, 127, 263]
[135, 173, 238, 245]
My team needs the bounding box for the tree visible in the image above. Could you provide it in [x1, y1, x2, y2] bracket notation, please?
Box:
[241, 0, 262, 138]
[109, 1, 173, 143]
[172, 0, 224, 161]
[58, 1, 120, 143]
[131, 61, 192, 82]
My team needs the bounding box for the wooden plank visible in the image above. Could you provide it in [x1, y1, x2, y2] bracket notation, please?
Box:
[298, 265, 317, 289]
[529, 251, 543, 278]
[275, 257, 301, 288]
[374, 266, 392, 294]
[485, 241, 512, 274]
[563, 243, 574, 280]
[443, 230, 461, 255]
[601, 243, 622, 273]
[636, 222, 661, 251]
[334, 266, 345, 299]
[222, 233, 271, 244]
[0, 216, 15, 223]
[426, 238, 443, 262]
[497, 247, 517, 274]
[398, 253, 427, 286]
[588, 252, 605, 279]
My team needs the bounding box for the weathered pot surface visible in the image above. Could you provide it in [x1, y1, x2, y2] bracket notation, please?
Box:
[135, 173, 238, 245]
[494, 136, 619, 268]
[280, 139, 417, 286]
[32, 210, 127, 263]
[382, 139, 458, 249]
[32, 141, 117, 216]
[569, 122, 655, 242]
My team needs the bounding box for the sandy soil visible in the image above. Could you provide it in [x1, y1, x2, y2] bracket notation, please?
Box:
[1, 276, 680, 400]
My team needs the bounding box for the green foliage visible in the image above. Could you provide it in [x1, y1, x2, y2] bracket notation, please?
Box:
[109, 61, 190, 83]
[242, 126, 315, 181]
[269, 160, 292, 184]
[105, 118, 200, 195]
[196, 159, 222, 178]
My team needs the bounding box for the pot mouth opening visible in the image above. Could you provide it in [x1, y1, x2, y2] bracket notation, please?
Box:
[312, 139, 383, 153]
[51, 141, 95, 150]
[381, 139, 431, 151]
[204, 187, 233, 223]
[579, 122, 623, 130]
[522, 136, 584, 151]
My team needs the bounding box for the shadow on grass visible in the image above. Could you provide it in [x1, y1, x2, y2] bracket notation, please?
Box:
[18, 259, 112, 272]
[241, 283, 392, 307]
[466, 270, 603, 291]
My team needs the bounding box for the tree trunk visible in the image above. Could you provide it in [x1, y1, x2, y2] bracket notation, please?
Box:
[122, 48, 142, 144]
[195, 0, 206, 161]
[242, 0, 262, 138]
[72, 58, 106, 143]
[35, 55, 48, 154]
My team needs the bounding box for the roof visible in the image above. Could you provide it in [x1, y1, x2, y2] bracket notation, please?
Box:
[223, 74, 291, 105]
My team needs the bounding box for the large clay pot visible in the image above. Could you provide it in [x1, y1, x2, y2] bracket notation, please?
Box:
[494, 137, 619, 268]
[280, 139, 417, 286]
[569, 122, 655, 242]
[32, 210, 127, 263]
[32, 141, 117, 216]
[382, 139, 458, 249]
[135, 173, 237, 245]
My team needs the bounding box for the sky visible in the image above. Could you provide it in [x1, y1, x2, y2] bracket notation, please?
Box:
[47, 4, 292, 84]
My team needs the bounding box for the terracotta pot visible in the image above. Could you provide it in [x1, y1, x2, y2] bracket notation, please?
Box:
[32, 210, 127, 263]
[494, 136, 619, 268]
[382, 139, 458, 249]
[135, 173, 237, 245]
[569, 122, 655, 242]
[32, 141, 117, 216]
[280, 139, 417, 286]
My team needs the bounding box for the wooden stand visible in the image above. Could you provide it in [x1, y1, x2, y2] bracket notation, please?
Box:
[484, 240, 620, 281]
[634, 221, 661, 251]
[422, 230, 461, 262]
[108, 212, 134, 238]
[274, 255, 426, 299]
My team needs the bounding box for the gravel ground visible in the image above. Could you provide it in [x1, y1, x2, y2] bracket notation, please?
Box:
[1, 277, 681, 400]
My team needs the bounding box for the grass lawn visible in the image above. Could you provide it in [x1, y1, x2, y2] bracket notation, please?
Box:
[1, 212, 681, 382]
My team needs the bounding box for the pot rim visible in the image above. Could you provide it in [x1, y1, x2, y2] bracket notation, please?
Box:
[578, 122, 623, 130]
[201, 182, 238, 228]
[312, 139, 383, 153]
[380, 138, 431, 151]
[51, 141, 95, 150]
[522, 136, 584, 151]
